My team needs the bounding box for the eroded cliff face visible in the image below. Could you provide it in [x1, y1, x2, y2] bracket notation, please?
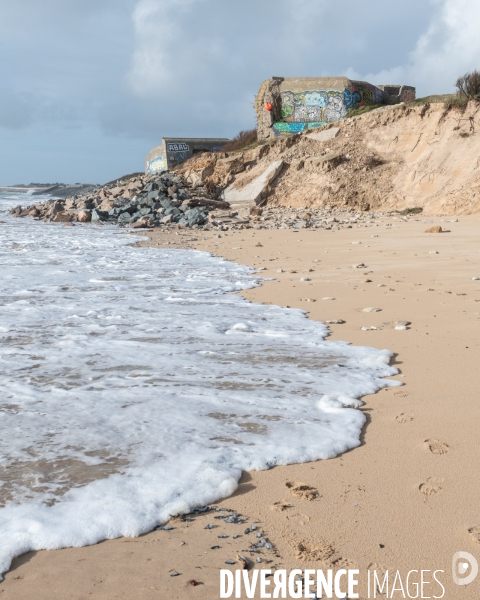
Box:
[178, 102, 480, 215]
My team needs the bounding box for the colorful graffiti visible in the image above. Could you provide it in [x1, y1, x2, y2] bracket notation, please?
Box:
[273, 82, 384, 136]
[147, 156, 166, 174]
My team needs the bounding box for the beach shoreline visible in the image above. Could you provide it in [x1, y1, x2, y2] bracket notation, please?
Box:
[2, 214, 480, 599]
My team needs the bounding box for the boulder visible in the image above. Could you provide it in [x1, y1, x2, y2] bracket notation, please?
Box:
[91, 209, 108, 222]
[77, 210, 92, 223]
[53, 211, 72, 223]
[130, 217, 151, 228]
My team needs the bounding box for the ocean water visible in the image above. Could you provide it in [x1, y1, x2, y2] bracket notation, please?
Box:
[0, 192, 400, 575]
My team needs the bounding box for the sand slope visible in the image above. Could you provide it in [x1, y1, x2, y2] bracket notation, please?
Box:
[180, 102, 480, 215]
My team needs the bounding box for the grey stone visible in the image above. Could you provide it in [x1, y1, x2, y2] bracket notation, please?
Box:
[91, 209, 108, 222]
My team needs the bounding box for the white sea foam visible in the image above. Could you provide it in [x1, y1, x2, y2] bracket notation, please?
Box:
[0, 193, 400, 575]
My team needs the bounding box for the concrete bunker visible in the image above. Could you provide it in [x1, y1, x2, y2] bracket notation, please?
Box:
[255, 76, 415, 140]
[145, 137, 230, 175]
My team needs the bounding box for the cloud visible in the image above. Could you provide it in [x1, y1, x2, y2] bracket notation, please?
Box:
[1, 0, 479, 183]
[354, 0, 480, 94]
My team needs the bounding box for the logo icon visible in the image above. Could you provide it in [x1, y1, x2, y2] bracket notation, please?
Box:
[452, 551, 478, 586]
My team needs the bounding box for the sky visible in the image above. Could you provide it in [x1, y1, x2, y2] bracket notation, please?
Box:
[0, 0, 479, 184]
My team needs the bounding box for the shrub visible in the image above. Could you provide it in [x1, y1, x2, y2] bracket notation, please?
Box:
[222, 129, 258, 152]
[455, 70, 480, 100]
[399, 207, 423, 215]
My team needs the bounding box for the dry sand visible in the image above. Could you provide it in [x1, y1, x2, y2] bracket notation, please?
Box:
[2, 215, 480, 599]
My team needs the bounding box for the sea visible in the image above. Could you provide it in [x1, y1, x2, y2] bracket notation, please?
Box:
[0, 191, 399, 575]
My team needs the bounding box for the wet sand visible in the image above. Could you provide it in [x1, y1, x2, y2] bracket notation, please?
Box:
[2, 215, 480, 599]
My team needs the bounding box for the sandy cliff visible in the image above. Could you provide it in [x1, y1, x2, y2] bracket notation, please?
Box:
[179, 101, 480, 215]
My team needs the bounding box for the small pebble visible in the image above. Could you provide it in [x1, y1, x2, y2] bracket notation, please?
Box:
[395, 320, 411, 327]
[326, 319, 345, 324]
[256, 558, 263, 563]
[233, 534, 239, 539]
[244, 528, 251, 534]
[265, 542, 272, 550]
[170, 572, 180, 577]
[225, 560, 236, 565]
[472, 277, 479, 281]
[301, 277, 311, 281]
[363, 307, 382, 312]
[205, 523, 213, 530]
[251, 525, 257, 531]
[256, 532, 262, 538]
[218, 535, 229, 539]
[395, 325, 408, 330]
[211, 545, 220, 550]
[323, 297, 336, 301]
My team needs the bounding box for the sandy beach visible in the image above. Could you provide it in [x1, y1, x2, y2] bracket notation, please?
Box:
[2, 214, 480, 599]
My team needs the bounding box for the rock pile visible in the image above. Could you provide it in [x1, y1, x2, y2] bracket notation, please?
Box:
[9, 171, 229, 229]
[9, 169, 421, 232]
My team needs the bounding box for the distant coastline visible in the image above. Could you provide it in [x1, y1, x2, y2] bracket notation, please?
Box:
[0, 184, 98, 198]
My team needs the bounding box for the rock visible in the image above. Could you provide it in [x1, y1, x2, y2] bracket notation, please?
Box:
[472, 277, 479, 281]
[52, 211, 72, 223]
[130, 217, 151, 228]
[363, 307, 382, 312]
[306, 127, 340, 142]
[425, 226, 442, 233]
[300, 277, 311, 281]
[353, 263, 367, 269]
[250, 207, 263, 216]
[161, 214, 173, 224]
[91, 209, 108, 222]
[395, 325, 408, 330]
[323, 297, 336, 300]
[186, 207, 206, 227]
[77, 209, 92, 223]
[395, 320, 411, 327]
[326, 319, 345, 324]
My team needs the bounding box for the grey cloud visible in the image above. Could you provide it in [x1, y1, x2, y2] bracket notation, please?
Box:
[0, 0, 478, 183]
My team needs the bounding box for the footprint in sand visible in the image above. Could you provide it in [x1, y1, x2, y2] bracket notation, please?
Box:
[271, 500, 293, 512]
[468, 526, 480, 544]
[286, 481, 319, 501]
[286, 512, 311, 527]
[419, 477, 444, 497]
[424, 439, 449, 455]
[331, 557, 357, 570]
[294, 539, 334, 562]
[396, 413, 414, 424]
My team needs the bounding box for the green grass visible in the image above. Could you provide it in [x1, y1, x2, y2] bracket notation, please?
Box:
[406, 94, 455, 107]
[398, 207, 423, 215]
[346, 104, 383, 118]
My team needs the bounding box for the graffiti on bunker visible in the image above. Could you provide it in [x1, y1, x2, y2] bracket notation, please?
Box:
[147, 156, 167, 174]
[273, 82, 383, 136]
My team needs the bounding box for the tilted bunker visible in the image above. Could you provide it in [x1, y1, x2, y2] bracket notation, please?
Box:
[145, 137, 230, 175]
[256, 76, 415, 140]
